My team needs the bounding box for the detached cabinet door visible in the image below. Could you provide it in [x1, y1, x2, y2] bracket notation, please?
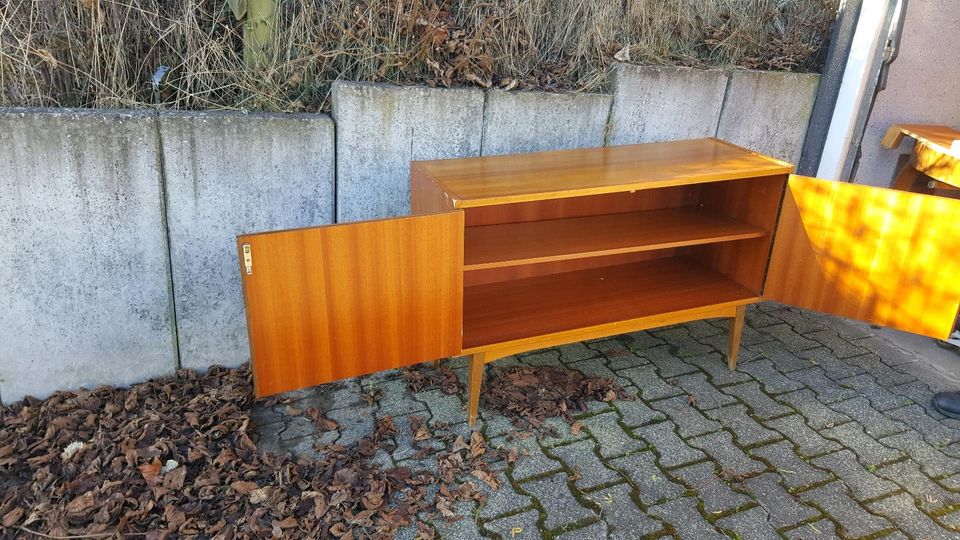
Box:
[239, 212, 464, 397]
[765, 175, 960, 339]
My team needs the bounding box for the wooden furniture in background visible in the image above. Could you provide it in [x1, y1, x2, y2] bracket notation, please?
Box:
[239, 138, 960, 426]
[882, 124, 960, 195]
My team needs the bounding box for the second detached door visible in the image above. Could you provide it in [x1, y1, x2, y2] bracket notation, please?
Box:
[765, 175, 960, 339]
[238, 212, 464, 398]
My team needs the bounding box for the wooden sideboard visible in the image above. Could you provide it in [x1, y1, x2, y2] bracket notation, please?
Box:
[238, 138, 960, 426]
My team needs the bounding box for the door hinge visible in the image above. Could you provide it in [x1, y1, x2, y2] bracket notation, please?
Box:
[242, 243, 253, 275]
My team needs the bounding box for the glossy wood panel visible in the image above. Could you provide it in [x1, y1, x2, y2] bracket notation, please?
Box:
[463, 250, 678, 287]
[765, 175, 960, 339]
[239, 212, 464, 397]
[881, 124, 960, 189]
[464, 207, 767, 270]
[463, 256, 758, 349]
[463, 185, 699, 226]
[410, 162, 457, 214]
[414, 138, 793, 208]
[691, 175, 788, 293]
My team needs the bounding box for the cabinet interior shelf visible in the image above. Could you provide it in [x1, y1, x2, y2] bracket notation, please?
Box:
[463, 207, 767, 271]
[462, 256, 759, 349]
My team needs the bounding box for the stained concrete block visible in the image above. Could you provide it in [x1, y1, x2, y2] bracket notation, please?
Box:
[331, 81, 484, 222]
[607, 64, 728, 145]
[481, 90, 612, 155]
[159, 111, 335, 371]
[0, 109, 175, 403]
[717, 70, 820, 164]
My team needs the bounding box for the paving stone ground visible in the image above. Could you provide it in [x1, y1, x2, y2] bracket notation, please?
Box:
[252, 303, 960, 539]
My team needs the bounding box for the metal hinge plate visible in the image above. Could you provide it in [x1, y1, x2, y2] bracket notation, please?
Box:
[242, 243, 253, 275]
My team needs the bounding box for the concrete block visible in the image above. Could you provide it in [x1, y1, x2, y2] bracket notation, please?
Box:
[331, 81, 484, 222]
[717, 70, 820, 164]
[0, 109, 175, 403]
[159, 111, 335, 371]
[481, 90, 612, 155]
[607, 64, 728, 145]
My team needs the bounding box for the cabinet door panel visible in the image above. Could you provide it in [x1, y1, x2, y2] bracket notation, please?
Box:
[239, 212, 464, 397]
[765, 175, 960, 339]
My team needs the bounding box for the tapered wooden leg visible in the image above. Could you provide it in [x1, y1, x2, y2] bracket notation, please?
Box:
[728, 305, 746, 370]
[467, 353, 486, 427]
[891, 164, 921, 192]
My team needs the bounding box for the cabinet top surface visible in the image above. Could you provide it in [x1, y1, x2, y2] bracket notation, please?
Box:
[414, 137, 793, 208]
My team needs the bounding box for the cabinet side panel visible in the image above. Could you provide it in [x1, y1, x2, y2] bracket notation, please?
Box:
[690, 175, 787, 293]
[239, 212, 464, 397]
[411, 163, 456, 214]
[765, 176, 960, 340]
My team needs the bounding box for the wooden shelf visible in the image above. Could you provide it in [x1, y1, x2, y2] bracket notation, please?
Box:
[462, 256, 758, 349]
[463, 208, 767, 270]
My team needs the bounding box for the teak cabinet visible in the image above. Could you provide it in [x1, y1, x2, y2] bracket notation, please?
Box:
[238, 138, 960, 425]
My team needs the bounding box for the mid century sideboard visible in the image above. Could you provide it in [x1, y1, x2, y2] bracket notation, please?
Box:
[238, 138, 960, 425]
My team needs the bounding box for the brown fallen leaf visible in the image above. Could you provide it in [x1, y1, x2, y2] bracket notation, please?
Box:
[139, 459, 162, 487]
[230, 480, 258, 494]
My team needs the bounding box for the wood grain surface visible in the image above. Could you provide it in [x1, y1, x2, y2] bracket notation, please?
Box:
[239, 212, 464, 397]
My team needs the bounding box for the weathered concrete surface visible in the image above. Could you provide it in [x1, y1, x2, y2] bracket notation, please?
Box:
[607, 64, 728, 145]
[717, 70, 820, 164]
[854, 0, 960, 187]
[0, 109, 175, 403]
[331, 82, 484, 222]
[159, 111, 335, 371]
[481, 90, 612, 156]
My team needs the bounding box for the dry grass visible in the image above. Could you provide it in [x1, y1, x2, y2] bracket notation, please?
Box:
[0, 0, 839, 112]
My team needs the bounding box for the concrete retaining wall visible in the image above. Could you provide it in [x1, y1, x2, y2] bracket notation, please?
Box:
[159, 112, 335, 372]
[0, 67, 820, 403]
[0, 109, 176, 402]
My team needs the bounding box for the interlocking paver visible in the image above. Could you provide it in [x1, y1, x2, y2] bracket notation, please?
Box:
[837, 373, 906, 411]
[803, 331, 870, 359]
[416, 388, 464, 425]
[764, 415, 843, 457]
[723, 381, 793, 419]
[557, 342, 597, 363]
[325, 405, 375, 446]
[785, 367, 858, 403]
[648, 497, 726, 540]
[581, 412, 645, 458]
[607, 451, 684, 505]
[744, 472, 820, 528]
[738, 357, 806, 393]
[567, 356, 632, 388]
[876, 460, 960, 511]
[880, 431, 960, 478]
[777, 388, 852, 430]
[634, 421, 706, 469]
[846, 353, 917, 386]
[891, 380, 944, 416]
[521, 472, 594, 531]
[483, 509, 543, 540]
[689, 430, 766, 475]
[801, 482, 892, 538]
[765, 306, 830, 334]
[549, 440, 621, 491]
[784, 519, 838, 539]
[868, 493, 957, 540]
[811, 450, 898, 502]
[749, 441, 832, 490]
[613, 393, 666, 427]
[652, 326, 715, 357]
[476, 470, 534, 519]
[643, 345, 700, 377]
[554, 521, 607, 540]
[618, 364, 683, 401]
[493, 434, 562, 481]
[886, 405, 960, 447]
[621, 330, 667, 353]
[588, 483, 665, 539]
[830, 397, 909, 438]
[745, 304, 783, 328]
[521, 349, 562, 367]
[716, 506, 781, 540]
[798, 346, 867, 380]
[649, 395, 721, 438]
[750, 340, 816, 372]
[761, 324, 820, 352]
[706, 404, 781, 447]
[821, 423, 904, 466]
[670, 461, 751, 513]
[434, 501, 483, 538]
[669, 372, 737, 410]
[376, 377, 430, 417]
[682, 352, 752, 385]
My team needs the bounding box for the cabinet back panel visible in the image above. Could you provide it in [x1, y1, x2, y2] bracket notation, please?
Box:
[464, 249, 682, 286]
[464, 185, 700, 226]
